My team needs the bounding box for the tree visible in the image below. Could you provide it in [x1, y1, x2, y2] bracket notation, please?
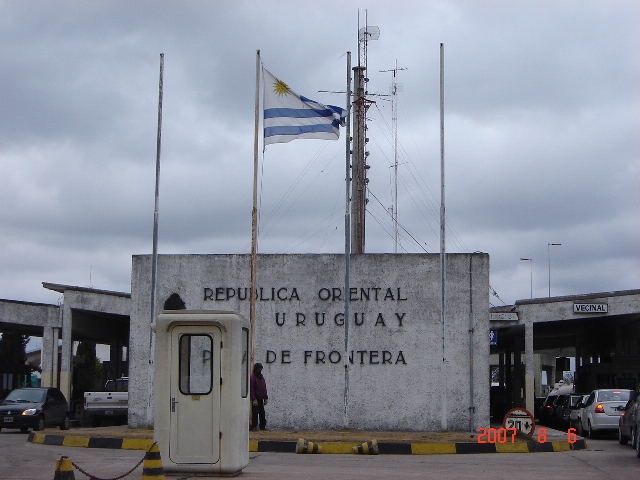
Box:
[0, 333, 29, 365]
[0, 332, 32, 393]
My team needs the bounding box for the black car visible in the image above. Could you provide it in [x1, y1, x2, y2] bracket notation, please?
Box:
[0, 387, 70, 432]
[619, 390, 639, 446]
[538, 394, 559, 426]
[553, 393, 585, 430]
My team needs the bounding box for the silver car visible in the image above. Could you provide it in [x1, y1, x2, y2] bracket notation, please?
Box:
[577, 389, 631, 438]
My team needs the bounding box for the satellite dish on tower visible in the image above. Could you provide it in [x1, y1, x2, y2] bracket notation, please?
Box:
[359, 25, 380, 41]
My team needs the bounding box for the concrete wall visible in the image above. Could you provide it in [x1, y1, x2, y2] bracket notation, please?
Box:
[0, 300, 60, 330]
[130, 253, 490, 432]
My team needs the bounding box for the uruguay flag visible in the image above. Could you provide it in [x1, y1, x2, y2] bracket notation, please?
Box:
[263, 68, 346, 146]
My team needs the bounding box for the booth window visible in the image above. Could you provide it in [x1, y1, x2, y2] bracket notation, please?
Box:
[179, 334, 213, 395]
[241, 328, 249, 398]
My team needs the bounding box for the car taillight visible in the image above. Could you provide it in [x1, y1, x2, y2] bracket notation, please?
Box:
[594, 403, 605, 413]
[621, 412, 626, 417]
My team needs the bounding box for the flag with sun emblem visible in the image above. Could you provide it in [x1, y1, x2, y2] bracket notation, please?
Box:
[263, 68, 346, 145]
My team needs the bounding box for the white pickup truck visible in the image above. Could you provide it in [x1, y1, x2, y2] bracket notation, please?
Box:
[83, 377, 128, 426]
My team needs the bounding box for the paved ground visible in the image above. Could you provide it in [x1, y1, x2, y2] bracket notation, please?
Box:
[0, 430, 634, 480]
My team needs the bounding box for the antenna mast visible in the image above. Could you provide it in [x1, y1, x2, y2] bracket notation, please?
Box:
[381, 60, 406, 253]
[351, 12, 379, 253]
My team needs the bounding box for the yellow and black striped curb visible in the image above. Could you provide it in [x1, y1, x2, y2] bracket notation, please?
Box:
[29, 432, 585, 454]
[249, 439, 586, 454]
[29, 432, 154, 451]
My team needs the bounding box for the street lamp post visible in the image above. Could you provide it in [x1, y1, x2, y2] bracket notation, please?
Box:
[547, 243, 562, 297]
[520, 258, 532, 299]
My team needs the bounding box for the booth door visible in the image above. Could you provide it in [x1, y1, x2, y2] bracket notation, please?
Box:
[169, 326, 221, 464]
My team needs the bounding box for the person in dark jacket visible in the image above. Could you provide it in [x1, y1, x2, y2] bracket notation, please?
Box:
[250, 362, 268, 430]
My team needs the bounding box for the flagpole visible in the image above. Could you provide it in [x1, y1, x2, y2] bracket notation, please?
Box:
[250, 50, 261, 368]
[439, 43, 447, 431]
[343, 51, 352, 430]
[148, 52, 164, 426]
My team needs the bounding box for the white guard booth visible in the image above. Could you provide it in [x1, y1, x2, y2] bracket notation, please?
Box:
[153, 310, 250, 475]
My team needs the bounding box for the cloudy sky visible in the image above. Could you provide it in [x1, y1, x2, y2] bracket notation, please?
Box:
[1, 0, 638, 308]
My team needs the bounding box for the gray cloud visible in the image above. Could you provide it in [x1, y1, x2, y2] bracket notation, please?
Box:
[0, 0, 637, 307]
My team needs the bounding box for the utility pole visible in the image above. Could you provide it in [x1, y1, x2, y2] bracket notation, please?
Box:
[351, 66, 368, 254]
[350, 17, 378, 254]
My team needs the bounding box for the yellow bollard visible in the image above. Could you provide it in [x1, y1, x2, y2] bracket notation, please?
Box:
[54, 456, 75, 480]
[296, 438, 322, 454]
[141, 442, 165, 480]
[352, 440, 379, 455]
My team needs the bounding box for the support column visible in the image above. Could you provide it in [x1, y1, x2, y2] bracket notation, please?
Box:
[59, 305, 73, 402]
[505, 350, 512, 409]
[40, 326, 54, 387]
[575, 345, 583, 392]
[109, 342, 118, 379]
[497, 352, 506, 421]
[110, 340, 128, 379]
[52, 327, 60, 387]
[513, 347, 522, 407]
[525, 321, 535, 414]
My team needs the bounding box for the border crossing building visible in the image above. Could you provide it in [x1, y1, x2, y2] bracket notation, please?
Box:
[1, 252, 639, 431]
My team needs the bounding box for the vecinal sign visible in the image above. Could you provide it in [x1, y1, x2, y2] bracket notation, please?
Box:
[573, 303, 608, 313]
[490, 312, 518, 321]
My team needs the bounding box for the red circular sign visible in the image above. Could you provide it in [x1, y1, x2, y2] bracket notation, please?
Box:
[502, 407, 536, 436]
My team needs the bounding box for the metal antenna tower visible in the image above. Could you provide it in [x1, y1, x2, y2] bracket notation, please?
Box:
[381, 60, 406, 253]
[351, 13, 379, 253]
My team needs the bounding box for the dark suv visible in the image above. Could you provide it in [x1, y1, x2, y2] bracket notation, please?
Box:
[538, 394, 559, 426]
[0, 387, 70, 432]
[553, 393, 585, 430]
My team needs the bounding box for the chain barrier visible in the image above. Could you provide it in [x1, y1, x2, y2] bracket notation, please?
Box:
[54, 442, 157, 480]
